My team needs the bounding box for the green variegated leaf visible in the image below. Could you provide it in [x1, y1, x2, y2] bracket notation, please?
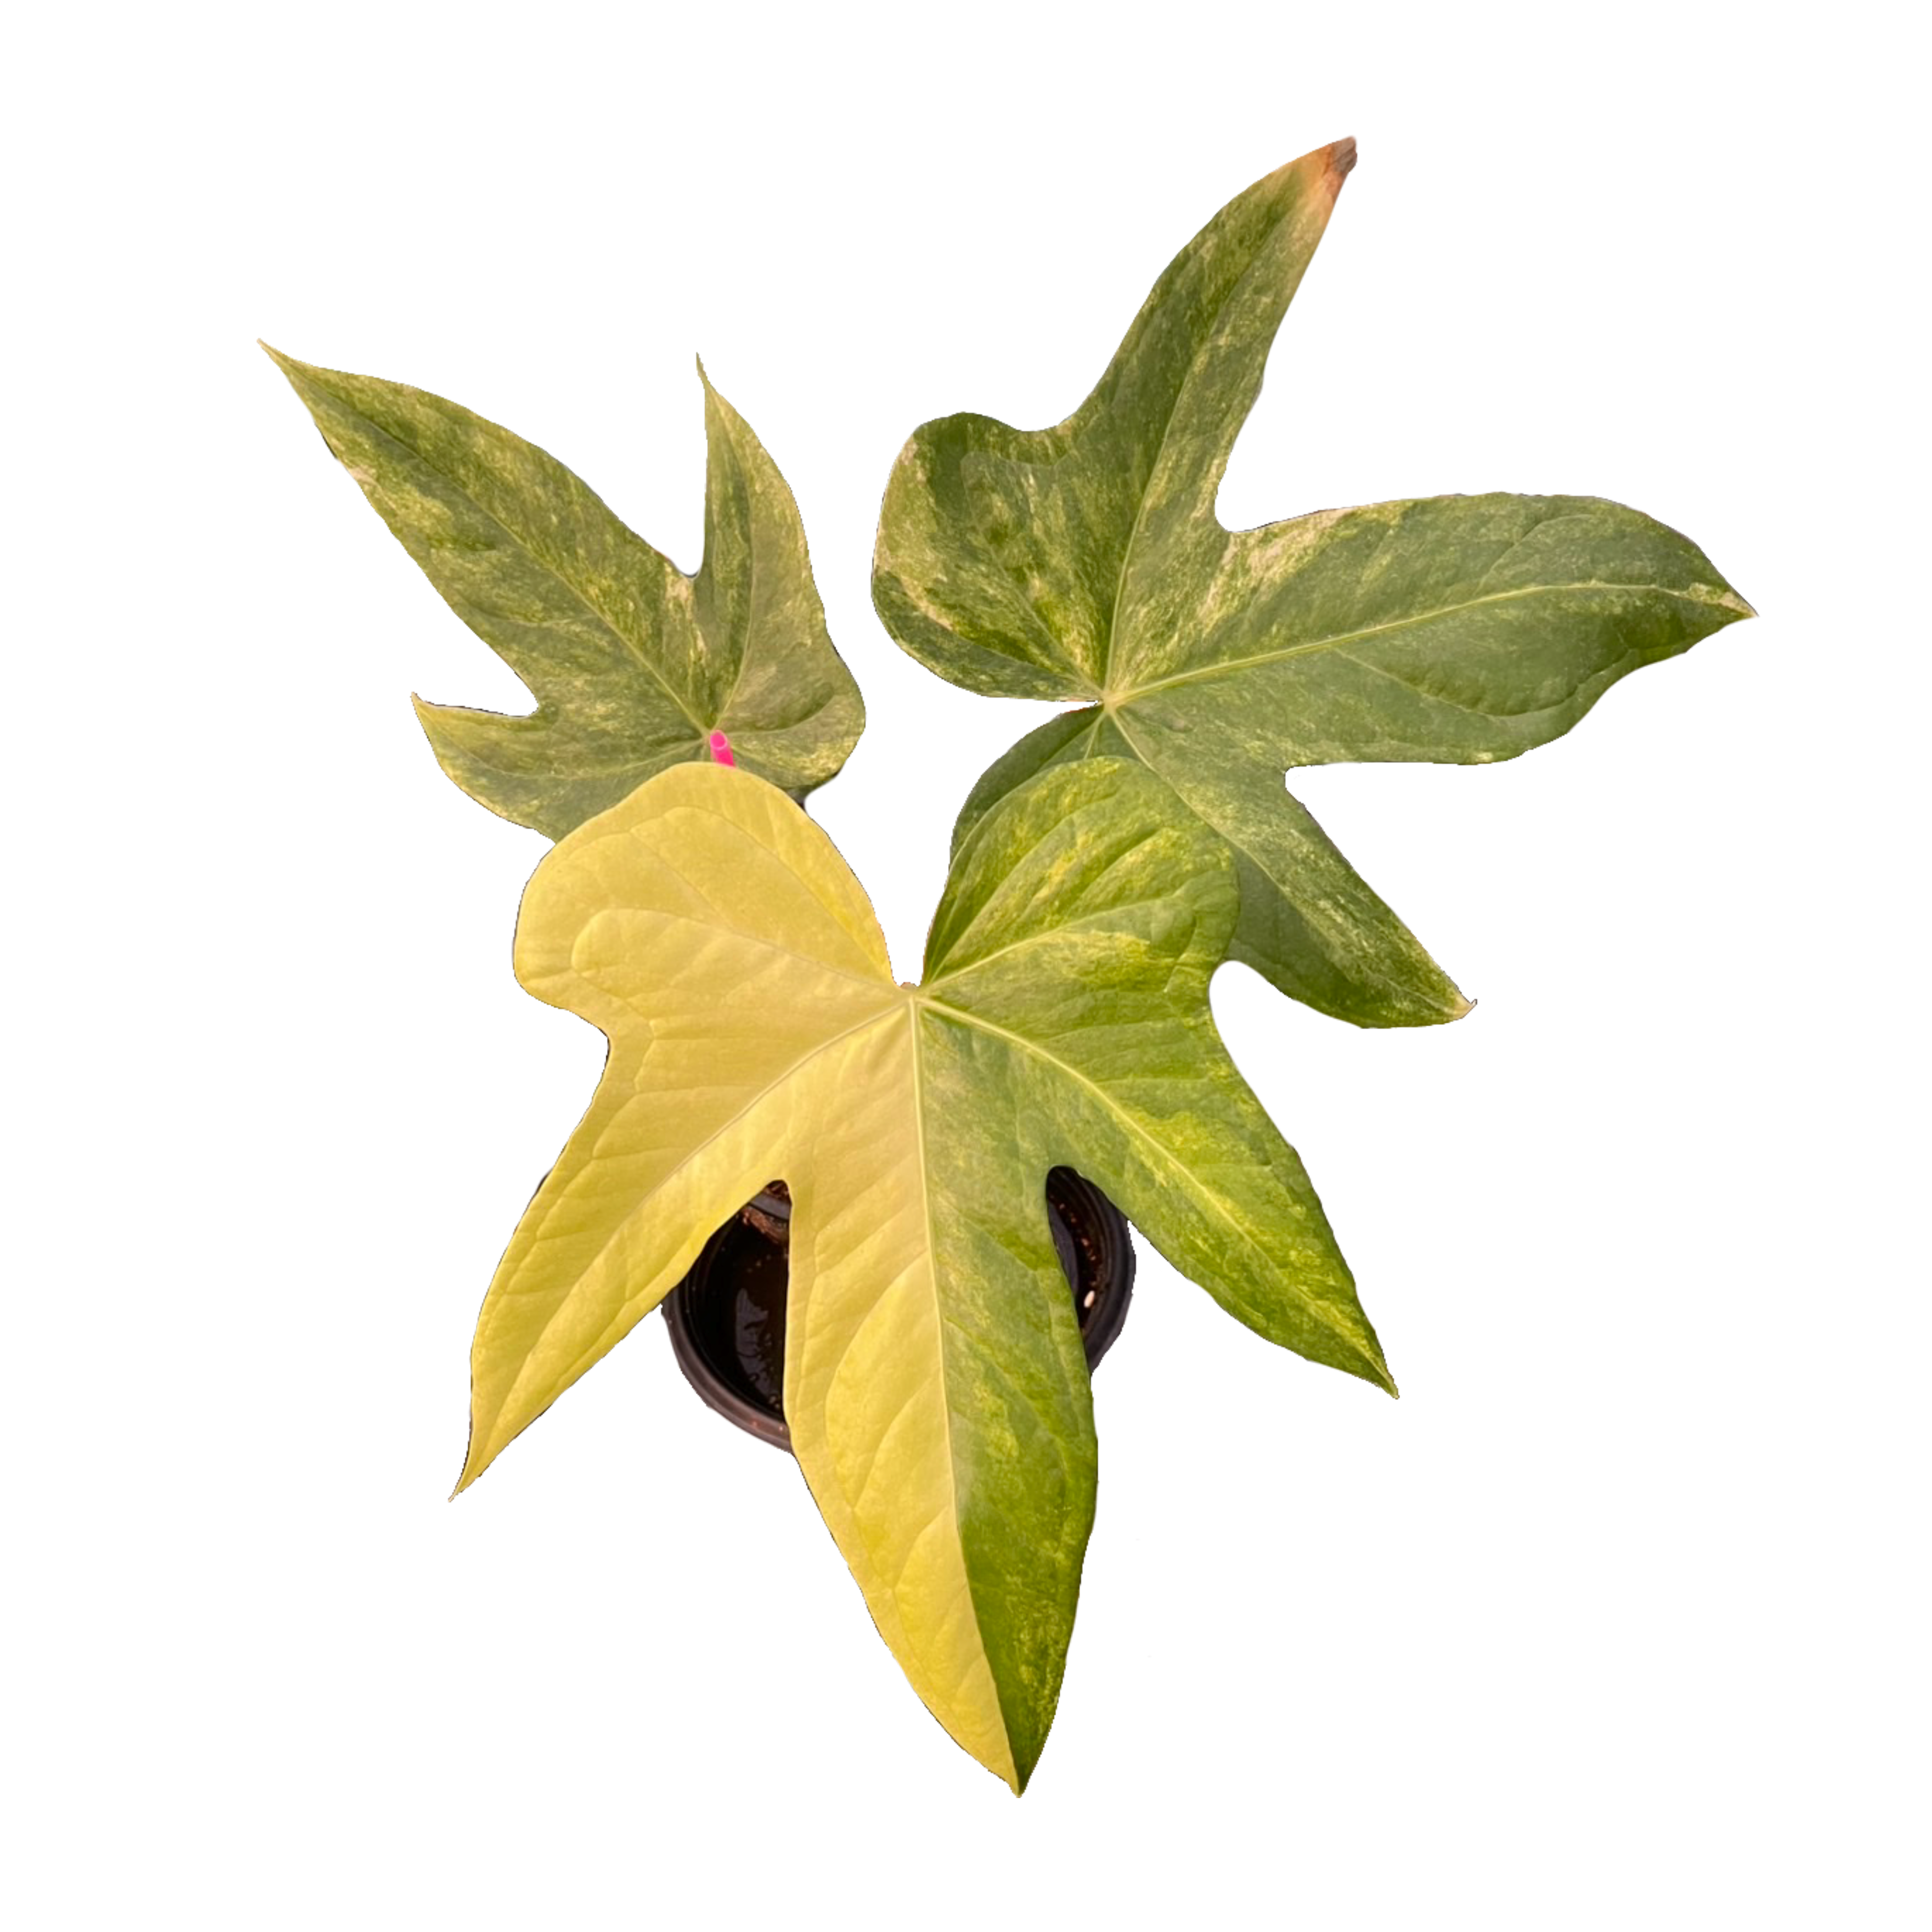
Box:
[459, 756, 1385, 1789]
[266, 347, 863, 835]
[874, 142, 1754, 1028]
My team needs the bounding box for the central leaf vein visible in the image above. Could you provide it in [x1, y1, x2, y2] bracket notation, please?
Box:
[921, 999, 1365, 1359]
[1117, 579, 1736, 704]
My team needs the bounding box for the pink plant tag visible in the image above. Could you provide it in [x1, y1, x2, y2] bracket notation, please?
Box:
[708, 730, 735, 767]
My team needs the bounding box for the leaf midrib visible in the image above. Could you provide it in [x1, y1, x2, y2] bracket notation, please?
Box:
[581, 905, 894, 989]
[424, 706, 693, 779]
[899, 999, 1014, 1780]
[1104, 708, 1460, 1015]
[703, 423, 763, 729]
[917, 995, 1376, 1373]
[488, 995, 903, 1441]
[1095, 196, 1301, 695]
[317, 369, 709, 735]
[1113, 578, 1745, 705]
[924, 824, 1169, 982]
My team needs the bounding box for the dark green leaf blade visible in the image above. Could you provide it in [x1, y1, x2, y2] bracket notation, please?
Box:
[949, 709, 1470, 1026]
[266, 346, 862, 835]
[928, 758, 1393, 1393]
[873, 141, 1357, 700]
[947, 708, 1106, 861]
[874, 148, 1754, 1029]
[1125, 492, 1755, 762]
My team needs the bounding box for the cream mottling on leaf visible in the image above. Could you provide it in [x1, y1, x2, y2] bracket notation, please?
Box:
[874, 146, 1754, 1030]
[266, 344, 862, 837]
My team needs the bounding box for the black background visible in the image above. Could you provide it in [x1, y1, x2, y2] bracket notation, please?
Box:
[249, 113, 1785, 1816]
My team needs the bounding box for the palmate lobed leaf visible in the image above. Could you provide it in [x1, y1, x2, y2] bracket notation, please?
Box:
[458, 758, 1389, 1789]
[873, 140, 1754, 1028]
[266, 346, 863, 835]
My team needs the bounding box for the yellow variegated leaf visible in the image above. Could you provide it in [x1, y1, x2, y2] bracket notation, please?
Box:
[460, 760, 1389, 1788]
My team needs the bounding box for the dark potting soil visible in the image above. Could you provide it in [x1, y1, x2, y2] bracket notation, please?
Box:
[724, 1207, 788, 1411]
[695, 1159, 1120, 1422]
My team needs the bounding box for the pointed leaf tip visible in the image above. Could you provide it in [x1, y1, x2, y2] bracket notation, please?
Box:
[1328, 136, 1357, 180]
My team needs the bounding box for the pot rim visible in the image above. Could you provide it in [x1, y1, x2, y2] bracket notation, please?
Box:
[663, 1170, 1134, 1453]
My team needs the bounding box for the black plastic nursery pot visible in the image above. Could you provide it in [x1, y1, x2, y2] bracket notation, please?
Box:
[663, 1169, 1135, 1451]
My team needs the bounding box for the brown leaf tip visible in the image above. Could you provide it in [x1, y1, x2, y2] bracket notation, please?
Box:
[1327, 137, 1358, 183]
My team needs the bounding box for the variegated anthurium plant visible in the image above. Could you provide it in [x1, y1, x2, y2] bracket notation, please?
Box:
[269, 138, 1750, 1793]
